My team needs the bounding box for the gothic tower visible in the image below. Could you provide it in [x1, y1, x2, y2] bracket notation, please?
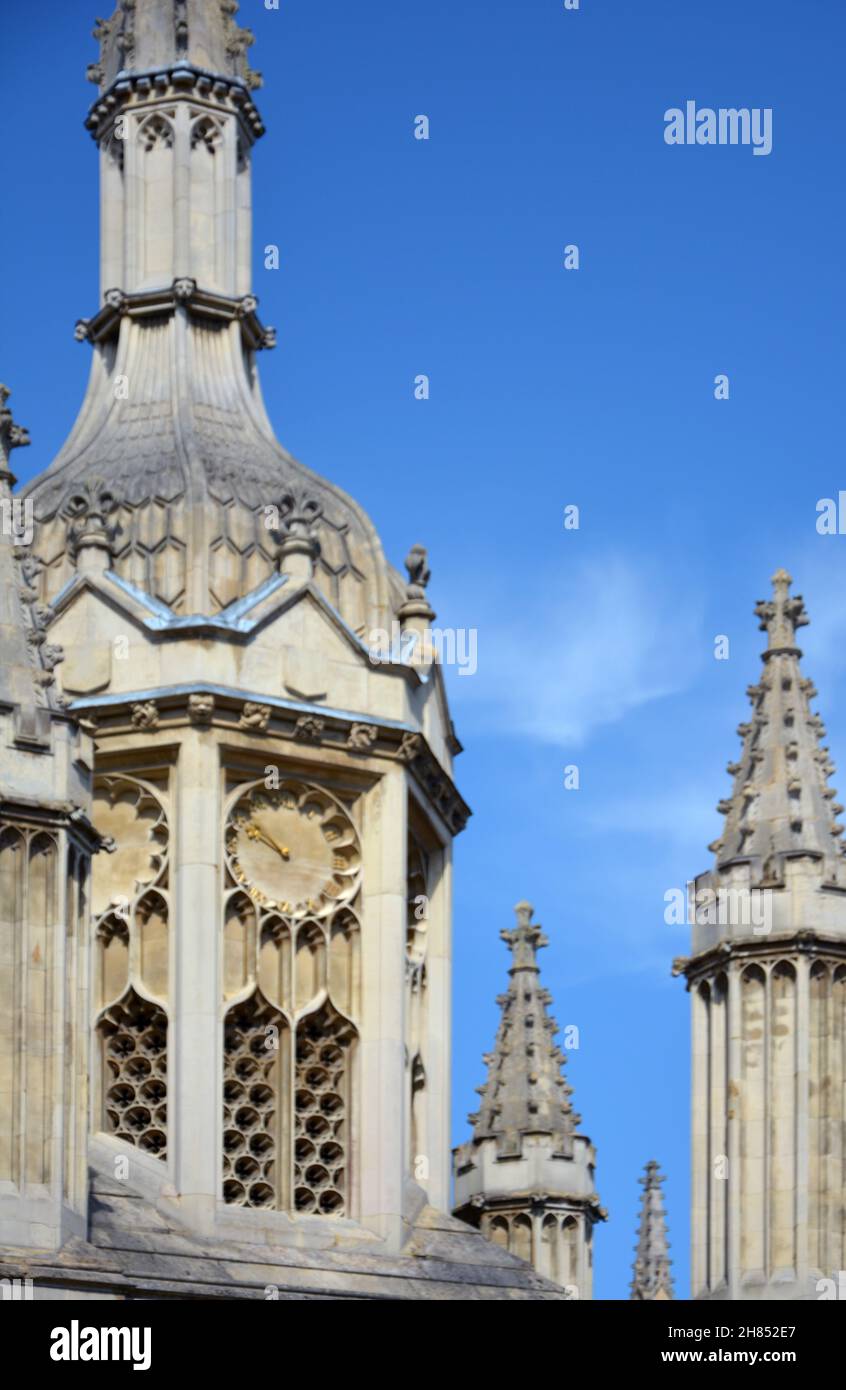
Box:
[453, 902, 606, 1298]
[0, 2, 562, 1298]
[630, 1160, 674, 1300]
[0, 388, 100, 1252]
[677, 570, 846, 1301]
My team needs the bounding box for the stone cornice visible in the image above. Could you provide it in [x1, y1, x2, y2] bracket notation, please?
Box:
[85, 63, 265, 144]
[67, 684, 471, 836]
[0, 796, 102, 853]
[457, 1191, 608, 1224]
[75, 280, 275, 353]
[675, 929, 846, 986]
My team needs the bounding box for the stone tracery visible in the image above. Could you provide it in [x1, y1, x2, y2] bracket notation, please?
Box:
[91, 774, 170, 1159]
[222, 776, 360, 1216]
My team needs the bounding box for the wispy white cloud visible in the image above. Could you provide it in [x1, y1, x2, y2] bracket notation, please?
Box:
[447, 554, 704, 746]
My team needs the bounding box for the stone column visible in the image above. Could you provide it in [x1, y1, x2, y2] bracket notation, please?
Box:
[727, 962, 743, 1299]
[423, 840, 451, 1213]
[691, 977, 709, 1295]
[170, 729, 221, 1231]
[359, 767, 407, 1247]
[795, 954, 810, 1289]
[709, 973, 728, 1291]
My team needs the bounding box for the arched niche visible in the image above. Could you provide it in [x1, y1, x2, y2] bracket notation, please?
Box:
[294, 921, 326, 1012]
[136, 112, 175, 287]
[488, 1214, 509, 1248]
[510, 1213, 532, 1264]
[223, 890, 256, 998]
[258, 915, 291, 1010]
[329, 907, 360, 1020]
[540, 1213, 559, 1282]
[97, 912, 130, 1010]
[136, 889, 169, 1002]
[561, 1215, 579, 1285]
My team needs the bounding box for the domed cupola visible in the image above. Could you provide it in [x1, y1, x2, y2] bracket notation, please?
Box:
[24, 0, 402, 635]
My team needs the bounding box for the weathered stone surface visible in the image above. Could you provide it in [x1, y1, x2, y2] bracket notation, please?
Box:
[685, 571, 846, 1301]
[453, 903, 605, 1298]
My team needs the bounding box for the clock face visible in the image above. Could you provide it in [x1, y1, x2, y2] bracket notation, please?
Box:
[225, 781, 360, 918]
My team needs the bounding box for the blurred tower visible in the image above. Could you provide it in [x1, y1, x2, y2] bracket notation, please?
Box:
[677, 570, 846, 1300]
[453, 902, 606, 1298]
[630, 1160, 674, 1300]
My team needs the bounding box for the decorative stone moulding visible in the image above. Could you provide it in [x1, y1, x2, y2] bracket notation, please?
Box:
[68, 686, 471, 835]
[677, 931, 846, 986]
[84, 64, 265, 145]
[75, 280, 276, 353]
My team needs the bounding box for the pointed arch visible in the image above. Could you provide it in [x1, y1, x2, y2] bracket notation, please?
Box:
[223, 989, 290, 1209]
[329, 906, 360, 1020]
[98, 987, 168, 1159]
[294, 1001, 357, 1216]
[488, 1214, 509, 1248]
[510, 1213, 532, 1264]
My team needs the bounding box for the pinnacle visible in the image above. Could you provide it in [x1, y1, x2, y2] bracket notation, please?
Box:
[711, 572, 844, 877]
[630, 1160, 674, 1300]
[470, 902, 577, 1153]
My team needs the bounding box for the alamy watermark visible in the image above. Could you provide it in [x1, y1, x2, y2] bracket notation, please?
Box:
[0, 497, 34, 545]
[664, 883, 773, 935]
[368, 622, 478, 677]
[664, 102, 773, 157]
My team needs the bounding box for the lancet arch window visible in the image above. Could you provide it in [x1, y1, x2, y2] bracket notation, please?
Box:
[91, 774, 171, 1161]
[222, 776, 361, 1217]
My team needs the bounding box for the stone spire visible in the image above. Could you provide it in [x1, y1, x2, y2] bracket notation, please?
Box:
[24, 0, 402, 633]
[630, 1161, 674, 1300]
[87, 1, 262, 93]
[454, 902, 605, 1298]
[708, 569, 845, 885]
[469, 902, 579, 1157]
[681, 571, 846, 1303]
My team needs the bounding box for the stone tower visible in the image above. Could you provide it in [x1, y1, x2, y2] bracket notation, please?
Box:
[0, 388, 100, 1252]
[0, 2, 565, 1298]
[677, 570, 846, 1301]
[630, 1160, 674, 1300]
[453, 902, 605, 1298]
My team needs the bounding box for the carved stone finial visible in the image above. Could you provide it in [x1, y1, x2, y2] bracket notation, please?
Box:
[63, 479, 119, 562]
[500, 900, 549, 972]
[399, 543, 435, 633]
[404, 543, 430, 596]
[271, 489, 322, 581]
[755, 568, 809, 655]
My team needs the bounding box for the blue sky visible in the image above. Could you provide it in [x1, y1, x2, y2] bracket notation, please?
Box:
[4, 0, 846, 1298]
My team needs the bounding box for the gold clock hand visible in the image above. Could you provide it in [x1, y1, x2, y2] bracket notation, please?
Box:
[245, 821, 291, 860]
